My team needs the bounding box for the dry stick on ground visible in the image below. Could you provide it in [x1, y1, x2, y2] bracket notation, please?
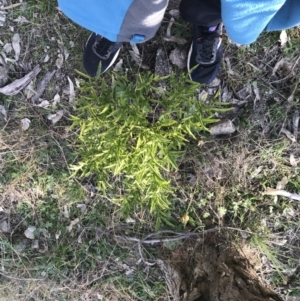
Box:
[1, 3, 22, 10]
[0, 270, 45, 281]
[262, 188, 300, 201]
[50, 132, 91, 193]
[51, 132, 70, 172]
[114, 227, 255, 245]
[138, 243, 156, 266]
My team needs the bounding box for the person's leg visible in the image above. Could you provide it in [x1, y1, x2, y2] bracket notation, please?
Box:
[222, 0, 295, 45]
[58, 0, 168, 43]
[179, 0, 222, 84]
[179, 0, 221, 27]
[84, 0, 169, 76]
[58, 0, 169, 76]
[267, 0, 300, 31]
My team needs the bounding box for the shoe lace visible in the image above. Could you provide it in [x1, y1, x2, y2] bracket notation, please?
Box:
[196, 31, 221, 63]
[93, 37, 115, 59]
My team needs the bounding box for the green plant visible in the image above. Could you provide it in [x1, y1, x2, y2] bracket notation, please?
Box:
[25, 0, 57, 16]
[70, 71, 229, 224]
[251, 235, 284, 281]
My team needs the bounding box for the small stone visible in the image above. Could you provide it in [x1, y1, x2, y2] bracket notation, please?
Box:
[168, 9, 180, 19]
[169, 48, 187, 69]
[126, 218, 136, 224]
[3, 43, 12, 54]
[208, 77, 221, 87]
[24, 226, 36, 239]
[32, 239, 39, 249]
[155, 48, 172, 77]
[236, 85, 252, 99]
[0, 220, 11, 233]
[210, 119, 236, 136]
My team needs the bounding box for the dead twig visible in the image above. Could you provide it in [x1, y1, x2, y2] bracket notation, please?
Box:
[1, 3, 22, 10]
[280, 128, 296, 143]
[262, 188, 300, 201]
[0, 271, 45, 281]
[164, 17, 187, 44]
[138, 243, 156, 266]
[114, 227, 255, 245]
[293, 111, 299, 141]
[50, 132, 71, 173]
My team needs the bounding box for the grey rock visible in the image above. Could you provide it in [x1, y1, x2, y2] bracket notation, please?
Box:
[155, 48, 172, 77]
[210, 119, 236, 136]
[169, 48, 187, 69]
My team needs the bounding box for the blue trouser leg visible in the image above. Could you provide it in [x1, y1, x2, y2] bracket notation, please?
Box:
[58, 0, 168, 43]
[221, 0, 295, 44]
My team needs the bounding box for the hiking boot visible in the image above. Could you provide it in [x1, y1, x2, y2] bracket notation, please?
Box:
[83, 33, 122, 77]
[187, 23, 222, 84]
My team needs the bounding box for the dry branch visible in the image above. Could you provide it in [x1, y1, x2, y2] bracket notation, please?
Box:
[262, 188, 300, 201]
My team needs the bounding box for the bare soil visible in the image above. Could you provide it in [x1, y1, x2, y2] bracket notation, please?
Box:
[163, 235, 283, 301]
